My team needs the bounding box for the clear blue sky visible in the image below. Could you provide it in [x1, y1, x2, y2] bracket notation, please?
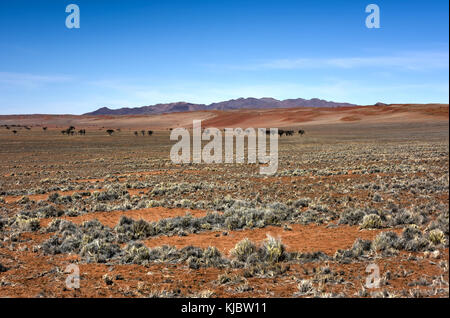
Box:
[0, 0, 448, 114]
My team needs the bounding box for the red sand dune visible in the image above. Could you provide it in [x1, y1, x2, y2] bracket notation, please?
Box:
[0, 104, 447, 130]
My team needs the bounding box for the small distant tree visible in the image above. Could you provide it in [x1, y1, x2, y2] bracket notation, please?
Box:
[134, 131, 138, 136]
[42, 127, 47, 131]
[148, 130, 153, 136]
[5, 126, 10, 130]
[12, 130, 17, 135]
[106, 129, 114, 136]
[141, 130, 145, 136]
[298, 129, 305, 136]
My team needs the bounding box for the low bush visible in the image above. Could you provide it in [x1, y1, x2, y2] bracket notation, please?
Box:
[360, 214, 382, 229]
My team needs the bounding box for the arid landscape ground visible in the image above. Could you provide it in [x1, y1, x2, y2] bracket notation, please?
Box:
[0, 103, 448, 298]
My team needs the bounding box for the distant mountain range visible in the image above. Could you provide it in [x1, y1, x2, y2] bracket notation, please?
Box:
[84, 97, 356, 116]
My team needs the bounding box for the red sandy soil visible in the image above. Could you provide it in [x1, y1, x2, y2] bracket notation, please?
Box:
[39, 207, 209, 228]
[3, 189, 103, 204]
[143, 224, 403, 256]
[1, 234, 446, 297]
[0, 104, 447, 130]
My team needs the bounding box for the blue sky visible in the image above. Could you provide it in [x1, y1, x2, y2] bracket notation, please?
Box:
[0, 0, 448, 114]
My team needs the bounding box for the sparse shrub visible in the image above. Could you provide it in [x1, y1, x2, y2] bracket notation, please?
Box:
[18, 196, 30, 204]
[259, 235, 285, 263]
[131, 219, 153, 239]
[148, 289, 180, 298]
[193, 290, 214, 298]
[427, 210, 449, 236]
[121, 242, 151, 265]
[14, 215, 40, 232]
[428, 229, 446, 246]
[115, 216, 154, 242]
[294, 198, 310, 208]
[401, 226, 430, 252]
[372, 193, 382, 202]
[0, 218, 6, 231]
[338, 209, 365, 225]
[372, 231, 399, 253]
[360, 214, 382, 229]
[243, 263, 289, 278]
[37, 204, 64, 218]
[202, 246, 226, 267]
[231, 238, 257, 262]
[296, 279, 315, 296]
[390, 210, 422, 226]
[293, 251, 329, 263]
[48, 192, 60, 203]
[80, 239, 120, 263]
[46, 219, 77, 233]
[217, 273, 245, 285]
[0, 263, 8, 272]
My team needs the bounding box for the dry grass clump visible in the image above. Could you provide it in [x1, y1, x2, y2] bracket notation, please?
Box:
[360, 214, 382, 229]
[230, 238, 257, 262]
[428, 229, 446, 246]
[13, 214, 40, 232]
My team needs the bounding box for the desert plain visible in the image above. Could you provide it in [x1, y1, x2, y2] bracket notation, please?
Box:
[0, 103, 448, 298]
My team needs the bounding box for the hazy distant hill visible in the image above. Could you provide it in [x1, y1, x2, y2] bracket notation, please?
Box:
[84, 98, 356, 115]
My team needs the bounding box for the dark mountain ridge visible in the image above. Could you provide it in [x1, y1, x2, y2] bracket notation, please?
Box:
[84, 97, 356, 115]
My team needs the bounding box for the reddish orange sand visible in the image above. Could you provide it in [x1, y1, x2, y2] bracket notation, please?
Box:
[0, 104, 447, 130]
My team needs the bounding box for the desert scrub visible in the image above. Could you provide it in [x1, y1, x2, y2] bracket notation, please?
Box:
[428, 229, 446, 246]
[372, 231, 401, 254]
[12, 214, 40, 232]
[120, 243, 229, 268]
[368, 226, 432, 255]
[41, 219, 116, 257]
[80, 239, 121, 263]
[113, 203, 301, 243]
[360, 214, 382, 229]
[0, 217, 6, 231]
[231, 238, 257, 262]
[388, 209, 424, 227]
[293, 198, 311, 208]
[334, 238, 372, 262]
[115, 216, 156, 242]
[295, 279, 315, 296]
[37, 204, 64, 218]
[18, 196, 30, 204]
[145, 200, 162, 208]
[230, 236, 288, 268]
[121, 241, 151, 265]
[260, 235, 286, 263]
[338, 209, 366, 225]
[147, 289, 182, 298]
[216, 273, 246, 285]
[242, 263, 290, 278]
[401, 226, 430, 252]
[427, 209, 449, 237]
